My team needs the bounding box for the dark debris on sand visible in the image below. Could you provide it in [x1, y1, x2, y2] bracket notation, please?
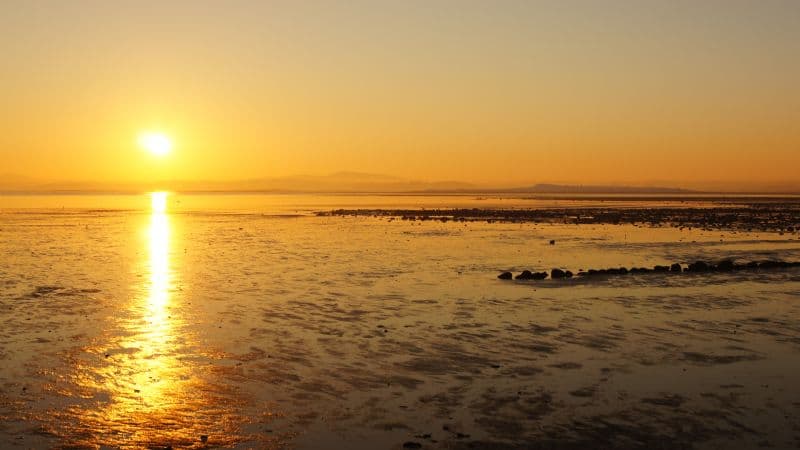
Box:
[498, 259, 800, 282]
[320, 203, 800, 233]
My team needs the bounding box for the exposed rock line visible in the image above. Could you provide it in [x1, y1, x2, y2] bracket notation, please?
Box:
[498, 260, 800, 281]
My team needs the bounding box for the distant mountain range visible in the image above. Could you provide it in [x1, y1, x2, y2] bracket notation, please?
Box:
[498, 184, 695, 194]
[0, 173, 693, 194]
[0, 171, 785, 194]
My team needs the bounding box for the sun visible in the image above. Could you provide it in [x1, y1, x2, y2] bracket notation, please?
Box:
[139, 132, 172, 156]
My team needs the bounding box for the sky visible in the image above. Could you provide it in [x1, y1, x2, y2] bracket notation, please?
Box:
[1, 0, 799, 191]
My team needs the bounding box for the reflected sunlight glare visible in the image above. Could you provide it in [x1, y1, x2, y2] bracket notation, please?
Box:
[101, 191, 179, 433]
[151, 191, 168, 214]
[147, 197, 171, 325]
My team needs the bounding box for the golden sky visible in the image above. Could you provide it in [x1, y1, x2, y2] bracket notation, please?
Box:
[1, 1, 799, 191]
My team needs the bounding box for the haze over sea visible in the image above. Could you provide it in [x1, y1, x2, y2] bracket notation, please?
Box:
[1, 193, 799, 449]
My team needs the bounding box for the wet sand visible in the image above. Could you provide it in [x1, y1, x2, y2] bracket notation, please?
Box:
[1, 195, 799, 449]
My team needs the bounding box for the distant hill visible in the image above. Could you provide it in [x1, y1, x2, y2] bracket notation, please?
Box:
[0, 172, 711, 195]
[499, 183, 696, 194]
[169, 172, 477, 193]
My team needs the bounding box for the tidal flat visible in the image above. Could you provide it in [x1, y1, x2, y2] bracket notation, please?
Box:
[1, 194, 799, 449]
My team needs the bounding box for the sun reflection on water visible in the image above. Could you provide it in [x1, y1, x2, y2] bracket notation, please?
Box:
[23, 192, 256, 447]
[147, 192, 171, 332]
[133, 192, 174, 403]
[96, 191, 188, 442]
[151, 191, 168, 214]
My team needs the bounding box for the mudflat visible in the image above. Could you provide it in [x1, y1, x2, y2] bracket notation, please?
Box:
[0, 194, 798, 449]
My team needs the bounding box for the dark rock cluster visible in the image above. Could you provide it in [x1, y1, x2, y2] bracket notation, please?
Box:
[512, 270, 548, 280]
[550, 268, 573, 279]
[498, 260, 800, 281]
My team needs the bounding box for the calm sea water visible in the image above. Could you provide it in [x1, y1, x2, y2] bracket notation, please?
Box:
[1, 194, 799, 449]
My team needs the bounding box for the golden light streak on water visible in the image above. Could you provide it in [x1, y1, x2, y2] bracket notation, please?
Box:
[147, 192, 171, 333]
[130, 192, 173, 410]
[50, 192, 252, 447]
[95, 191, 187, 442]
[30, 192, 257, 448]
[150, 191, 168, 214]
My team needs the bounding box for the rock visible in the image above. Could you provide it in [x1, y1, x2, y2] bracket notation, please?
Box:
[686, 261, 711, 272]
[496, 259, 796, 283]
[549, 240, 556, 245]
[715, 260, 735, 271]
[403, 442, 422, 449]
[758, 261, 782, 269]
[515, 270, 534, 280]
[200, 435, 208, 443]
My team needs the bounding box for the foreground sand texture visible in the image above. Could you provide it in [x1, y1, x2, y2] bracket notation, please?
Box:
[1, 195, 799, 449]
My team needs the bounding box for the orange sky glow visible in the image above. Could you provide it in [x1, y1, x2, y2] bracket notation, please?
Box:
[1, 1, 799, 192]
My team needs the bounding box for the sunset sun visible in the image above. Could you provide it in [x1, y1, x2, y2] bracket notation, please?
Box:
[139, 132, 172, 156]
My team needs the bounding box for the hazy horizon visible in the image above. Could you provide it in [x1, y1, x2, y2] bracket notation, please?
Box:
[2, 170, 800, 194]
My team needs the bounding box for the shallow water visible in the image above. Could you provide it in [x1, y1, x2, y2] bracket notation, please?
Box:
[1, 194, 799, 449]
